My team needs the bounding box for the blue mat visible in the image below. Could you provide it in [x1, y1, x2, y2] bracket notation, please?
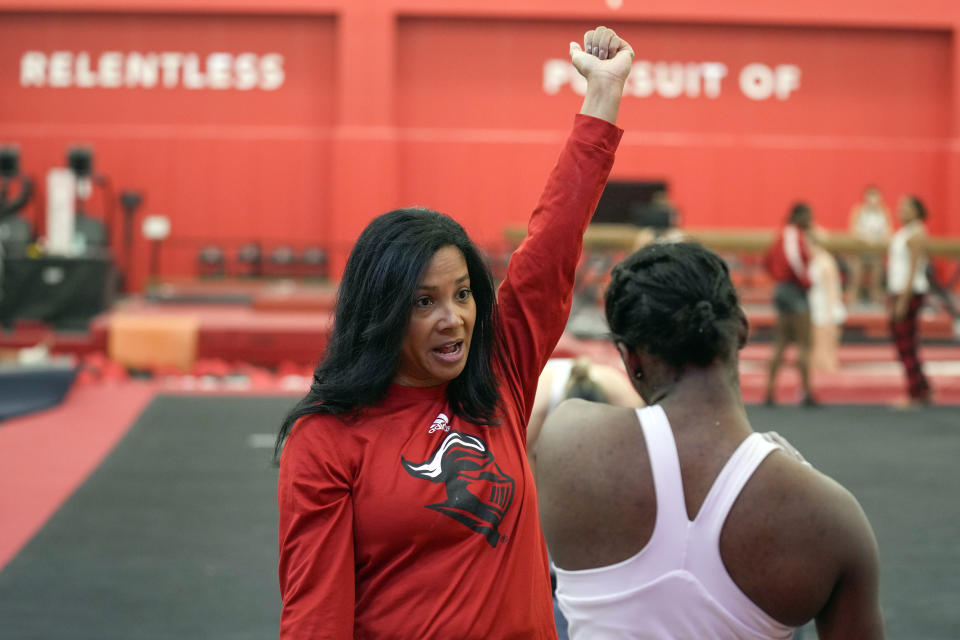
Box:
[0, 362, 77, 422]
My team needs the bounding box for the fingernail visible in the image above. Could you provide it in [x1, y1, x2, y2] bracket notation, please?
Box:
[600, 49, 606, 58]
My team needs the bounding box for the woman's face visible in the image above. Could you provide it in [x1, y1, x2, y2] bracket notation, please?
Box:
[394, 245, 477, 387]
[898, 197, 917, 224]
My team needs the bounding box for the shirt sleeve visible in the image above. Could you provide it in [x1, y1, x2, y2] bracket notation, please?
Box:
[783, 225, 812, 289]
[496, 114, 622, 422]
[277, 418, 356, 639]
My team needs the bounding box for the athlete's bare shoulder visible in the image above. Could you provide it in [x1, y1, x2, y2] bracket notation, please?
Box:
[532, 398, 639, 473]
[534, 399, 655, 569]
[723, 444, 884, 635]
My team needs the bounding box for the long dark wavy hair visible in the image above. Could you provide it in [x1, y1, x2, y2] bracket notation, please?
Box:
[275, 207, 503, 460]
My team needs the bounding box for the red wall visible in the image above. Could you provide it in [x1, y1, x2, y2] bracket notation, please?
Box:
[0, 11, 336, 285]
[1, 0, 958, 288]
[396, 19, 951, 238]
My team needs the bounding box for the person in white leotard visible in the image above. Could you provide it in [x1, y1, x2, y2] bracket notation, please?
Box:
[533, 242, 884, 640]
[846, 185, 893, 305]
[527, 356, 643, 464]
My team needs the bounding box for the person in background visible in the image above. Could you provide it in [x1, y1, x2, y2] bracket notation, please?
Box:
[764, 202, 817, 406]
[846, 185, 893, 306]
[887, 195, 932, 407]
[808, 241, 847, 373]
[534, 241, 884, 640]
[631, 188, 678, 235]
[275, 27, 633, 639]
[527, 355, 644, 463]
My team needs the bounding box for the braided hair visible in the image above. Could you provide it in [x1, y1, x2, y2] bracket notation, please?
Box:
[604, 242, 744, 369]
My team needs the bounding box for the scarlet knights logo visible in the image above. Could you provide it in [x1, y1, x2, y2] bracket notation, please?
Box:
[402, 431, 515, 547]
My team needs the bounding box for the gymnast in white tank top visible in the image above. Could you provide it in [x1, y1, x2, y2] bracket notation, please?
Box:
[887, 221, 928, 295]
[554, 405, 792, 639]
[533, 242, 885, 640]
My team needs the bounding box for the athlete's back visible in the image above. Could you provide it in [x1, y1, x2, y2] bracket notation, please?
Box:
[534, 242, 884, 640]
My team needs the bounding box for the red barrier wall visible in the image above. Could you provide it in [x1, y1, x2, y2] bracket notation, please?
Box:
[0, 11, 336, 285]
[1, 0, 958, 288]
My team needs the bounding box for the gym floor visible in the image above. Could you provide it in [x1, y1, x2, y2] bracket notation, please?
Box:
[0, 392, 957, 639]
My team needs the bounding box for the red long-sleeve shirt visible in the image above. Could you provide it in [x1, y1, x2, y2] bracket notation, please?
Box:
[277, 114, 622, 639]
[765, 224, 812, 290]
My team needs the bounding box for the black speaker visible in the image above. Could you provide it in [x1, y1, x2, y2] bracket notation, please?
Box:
[0, 146, 19, 178]
[67, 146, 94, 179]
[120, 190, 143, 214]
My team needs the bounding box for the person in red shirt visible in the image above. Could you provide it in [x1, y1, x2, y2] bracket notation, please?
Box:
[275, 27, 633, 639]
[764, 202, 818, 406]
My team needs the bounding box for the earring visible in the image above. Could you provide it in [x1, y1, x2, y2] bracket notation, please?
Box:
[633, 370, 643, 380]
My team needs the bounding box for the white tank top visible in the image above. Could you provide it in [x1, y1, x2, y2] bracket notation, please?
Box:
[554, 405, 794, 640]
[887, 223, 928, 294]
[854, 206, 889, 242]
[544, 358, 574, 413]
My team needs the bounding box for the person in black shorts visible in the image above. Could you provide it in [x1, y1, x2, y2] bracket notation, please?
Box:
[764, 203, 818, 406]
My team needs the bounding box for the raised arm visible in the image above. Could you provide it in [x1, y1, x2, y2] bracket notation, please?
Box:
[497, 27, 632, 418]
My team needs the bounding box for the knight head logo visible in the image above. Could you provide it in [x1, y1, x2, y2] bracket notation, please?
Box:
[402, 431, 515, 547]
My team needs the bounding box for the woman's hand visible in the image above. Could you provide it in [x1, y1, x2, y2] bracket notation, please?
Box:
[570, 26, 634, 85]
[571, 26, 634, 124]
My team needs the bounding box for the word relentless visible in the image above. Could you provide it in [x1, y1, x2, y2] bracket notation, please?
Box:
[544, 59, 801, 101]
[20, 50, 286, 90]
